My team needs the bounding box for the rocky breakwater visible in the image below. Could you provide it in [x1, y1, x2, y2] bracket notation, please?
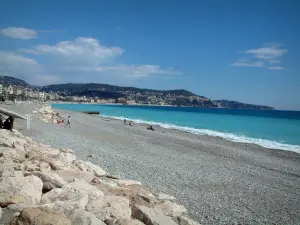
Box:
[0, 129, 201, 225]
[32, 105, 58, 123]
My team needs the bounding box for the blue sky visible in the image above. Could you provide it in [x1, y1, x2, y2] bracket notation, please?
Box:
[0, 0, 299, 110]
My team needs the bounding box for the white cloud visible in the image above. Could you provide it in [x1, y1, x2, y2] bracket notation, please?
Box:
[22, 37, 124, 66]
[231, 59, 264, 67]
[65, 64, 182, 78]
[0, 27, 37, 39]
[244, 43, 287, 61]
[267, 66, 285, 70]
[0, 51, 40, 69]
[1, 36, 182, 85]
[232, 43, 287, 70]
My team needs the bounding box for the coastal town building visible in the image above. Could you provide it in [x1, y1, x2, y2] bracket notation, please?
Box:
[7, 85, 14, 95]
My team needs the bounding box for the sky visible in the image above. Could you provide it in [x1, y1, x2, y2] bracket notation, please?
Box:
[0, 0, 299, 110]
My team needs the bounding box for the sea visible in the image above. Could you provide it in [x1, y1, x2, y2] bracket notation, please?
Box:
[52, 104, 300, 153]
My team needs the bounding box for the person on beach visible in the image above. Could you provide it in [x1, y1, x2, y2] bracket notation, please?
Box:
[147, 125, 155, 131]
[129, 121, 133, 126]
[124, 118, 127, 125]
[9, 116, 14, 132]
[51, 113, 54, 124]
[0, 115, 3, 129]
[65, 116, 71, 128]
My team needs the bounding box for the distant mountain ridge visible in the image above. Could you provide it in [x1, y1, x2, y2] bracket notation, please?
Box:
[215, 100, 273, 110]
[0, 76, 29, 87]
[0, 76, 274, 109]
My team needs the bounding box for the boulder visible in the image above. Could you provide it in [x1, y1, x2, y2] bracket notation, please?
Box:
[116, 219, 146, 225]
[0, 148, 22, 161]
[41, 188, 89, 211]
[11, 207, 71, 225]
[73, 160, 106, 176]
[157, 193, 176, 201]
[62, 179, 104, 199]
[24, 171, 67, 190]
[0, 136, 14, 148]
[65, 209, 106, 225]
[23, 161, 40, 171]
[0, 207, 21, 225]
[12, 142, 26, 157]
[86, 196, 131, 222]
[11, 130, 24, 138]
[179, 216, 202, 225]
[55, 170, 95, 183]
[0, 158, 17, 174]
[60, 148, 74, 153]
[49, 159, 66, 170]
[116, 180, 142, 186]
[132, 205, 178, 225]
[154, 201, 187, 217]
[1, 169, 23, 178]
[39, 162, 51, 172]
[0, 175, 43, 206]
[58, 152, 77, 164]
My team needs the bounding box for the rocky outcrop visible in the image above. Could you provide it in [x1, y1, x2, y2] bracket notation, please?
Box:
[0, 175, 43, 206]
[86, 195, 132, 222]
[132, 204, 178, 225]
[11, 207, 71, 225]
[0, 128, 200, 225]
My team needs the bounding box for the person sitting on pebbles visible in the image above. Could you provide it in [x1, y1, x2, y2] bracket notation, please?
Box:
[129, 121, 134, 126]
[147, 125, 155, 131]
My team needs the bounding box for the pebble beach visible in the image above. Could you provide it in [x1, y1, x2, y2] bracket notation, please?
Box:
[1, 102, 300, 225]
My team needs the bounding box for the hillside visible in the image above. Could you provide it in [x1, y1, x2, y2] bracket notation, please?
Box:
[0, 76, 29, 87]
[215, 100, 273, 110]
[41, 83, 198, 97]
[0, 76, 274, 109]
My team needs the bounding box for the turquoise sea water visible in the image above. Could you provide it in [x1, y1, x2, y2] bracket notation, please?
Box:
[52, 104, 300, 153]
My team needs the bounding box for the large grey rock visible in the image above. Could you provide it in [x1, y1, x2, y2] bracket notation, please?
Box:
[73, 160, 106, 176]
[23, 161, 40, 171]
[65, 209, 106, 225]
[25, 171, 67, 190]
[132, 204, 178, 225]
[58, 152, 77, 164]
[55, 170, 95, 183]
[60, 148, 74, 153]
[49, 159, 65, 170]
[116, 219, 146, 225]
[0, 175, 43, 206]
[154, 201, 187, 217]
[41, 187, 89, 211]
[62, 179, 104, 199]
[0, 134, 15, 148]
[11, 207, 71, 225]
[1, 169, 23, 178]
[38, 161, 51, 172]
[179, 216, 202, 225]
[157, 193, 176, 201]
[86, 196, 131, 222]
[0, 147, 22, 161]
[116, 180, 142, 186]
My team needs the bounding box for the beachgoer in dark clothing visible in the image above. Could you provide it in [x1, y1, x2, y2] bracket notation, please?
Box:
[124, 118, 127, 125]
[129, 121, 133, 126]
[3, 118, 10, 130]
[8, 116, 14, 132]
[65, 116, 71, 128]
[0, 115, 3, 129]
[147, 125, 155, 131]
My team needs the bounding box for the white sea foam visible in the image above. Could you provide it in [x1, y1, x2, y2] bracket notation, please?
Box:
[102, 114, 300, 154]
